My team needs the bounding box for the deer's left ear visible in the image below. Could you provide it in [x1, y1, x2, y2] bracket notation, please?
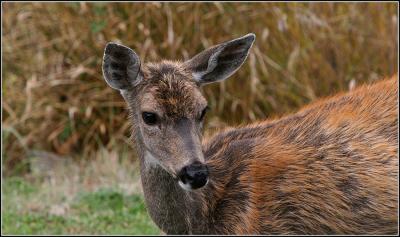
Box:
[102, 43, 142, 91]
[184, 33, 255, 85]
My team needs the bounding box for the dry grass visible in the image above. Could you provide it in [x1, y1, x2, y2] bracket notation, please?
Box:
[5, 148, 142, 213]
[2, 149, 159, 234]
[2, 2, 398, 174]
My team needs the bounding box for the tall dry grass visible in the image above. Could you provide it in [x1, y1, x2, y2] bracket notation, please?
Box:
[2, 2, 398, 175]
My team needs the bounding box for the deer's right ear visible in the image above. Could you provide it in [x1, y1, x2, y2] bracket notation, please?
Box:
[184, 33, 255, 85]
[102, 43, 142, 91]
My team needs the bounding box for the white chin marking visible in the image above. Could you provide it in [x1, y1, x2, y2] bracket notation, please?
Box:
[178, 179, 209, 191]
[178, 180, 193, 191]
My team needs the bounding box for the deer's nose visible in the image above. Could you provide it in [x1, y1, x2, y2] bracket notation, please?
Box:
[178, 162, 209, 190]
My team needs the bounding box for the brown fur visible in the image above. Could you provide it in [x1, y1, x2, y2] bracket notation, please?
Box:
[139, 61, 206, 120]
[200, 75, 398, 234]
[105, 43, 398, 234]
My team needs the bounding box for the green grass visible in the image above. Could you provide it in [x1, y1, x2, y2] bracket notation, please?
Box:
[2, 177, 160, 235]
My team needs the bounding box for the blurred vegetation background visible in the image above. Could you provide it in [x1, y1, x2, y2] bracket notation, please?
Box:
[1, 2, 398, 234]
[2, 2, 398, 174]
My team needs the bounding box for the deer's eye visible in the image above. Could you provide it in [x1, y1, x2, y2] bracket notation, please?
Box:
[142, 112, 158, 125]
[199, 106, 209, 121]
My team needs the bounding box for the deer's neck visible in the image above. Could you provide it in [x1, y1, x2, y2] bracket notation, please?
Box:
[135, 134, 207, 234]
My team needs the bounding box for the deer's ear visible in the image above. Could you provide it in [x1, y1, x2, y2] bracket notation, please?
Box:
[102, 43, 142, 91]
[184, 33, 255, 85]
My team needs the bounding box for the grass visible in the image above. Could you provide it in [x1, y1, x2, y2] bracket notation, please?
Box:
[2, 2, 398, 174]
[2, 150, 160, 235]
[2, 178, 159, 235]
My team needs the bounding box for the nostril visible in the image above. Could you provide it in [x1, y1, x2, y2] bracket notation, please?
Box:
[178, 166, 188, 183]
[178, 163, 209, 189]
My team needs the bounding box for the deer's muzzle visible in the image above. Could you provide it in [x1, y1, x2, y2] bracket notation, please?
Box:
[178, 161, 209, 191]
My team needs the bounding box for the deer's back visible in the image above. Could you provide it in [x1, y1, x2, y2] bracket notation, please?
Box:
[202, 77, 398, 234]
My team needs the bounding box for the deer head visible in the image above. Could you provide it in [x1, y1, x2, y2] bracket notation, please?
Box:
[102, 33, 255, 191]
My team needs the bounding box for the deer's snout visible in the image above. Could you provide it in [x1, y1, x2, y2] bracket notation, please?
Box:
[178, 162, 209, 191]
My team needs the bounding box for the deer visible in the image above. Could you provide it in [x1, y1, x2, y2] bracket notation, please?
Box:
[101, 33, 398, 235]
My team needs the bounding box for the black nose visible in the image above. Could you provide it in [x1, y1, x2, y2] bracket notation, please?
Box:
[178, 162, 209, 189]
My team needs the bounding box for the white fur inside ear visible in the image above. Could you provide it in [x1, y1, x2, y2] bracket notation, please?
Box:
[192, 46, 224, 82]
[192, 72, 204, 82]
